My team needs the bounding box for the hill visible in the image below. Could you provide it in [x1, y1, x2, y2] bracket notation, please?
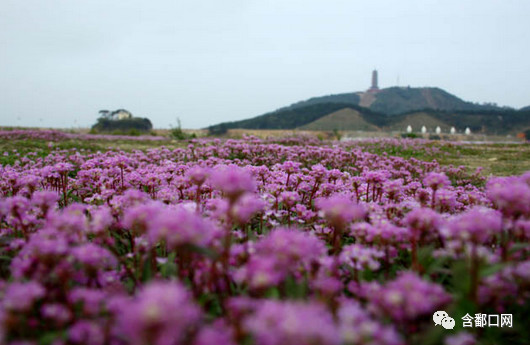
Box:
[209, 103, 383, 131]
[208, 86, 528, 135]
[369, 87, 483, 115]
[382, 112, 451, 132]
[209, 103, 530, 135]
[280, 93, 360, 111]
[273, 87, 502, 115]
[298, 108, 380, 131]
[380, 109, 530, 135]
[405, 109, 530, 135]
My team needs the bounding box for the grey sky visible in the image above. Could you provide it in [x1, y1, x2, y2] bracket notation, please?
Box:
[1, 0, 529, 129]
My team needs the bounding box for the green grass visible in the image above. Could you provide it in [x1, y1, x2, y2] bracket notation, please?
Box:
[438, 144, 530, 176]
[353, 141, 530, 177]
[0, 138, 180, 166]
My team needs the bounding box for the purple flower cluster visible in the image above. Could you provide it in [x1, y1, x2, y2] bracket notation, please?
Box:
[0, 133, 528, 344]
[366, 272, 452, 323]
[0, 129, 168, 141]
[243, 300, 340, 345]
[115, 281, 201, 345]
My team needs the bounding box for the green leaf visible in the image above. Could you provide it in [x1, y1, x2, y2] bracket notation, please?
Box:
[142, 254, 153, 282]
[161, 252, 177, 278]
[509, 243, 529, 253]
[284, 275, 307, 299]
[361, 268, 375, 281]
[417, 245, 435, 269]
[39, 331, 66, 345]
[265, 287, 280, 299]
[480, 263, 506, 278]
[450, 259, 471, 296]
[183, 244, 219, 260]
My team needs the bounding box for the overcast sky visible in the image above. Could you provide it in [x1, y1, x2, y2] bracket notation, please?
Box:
[1, 0, 529, 129]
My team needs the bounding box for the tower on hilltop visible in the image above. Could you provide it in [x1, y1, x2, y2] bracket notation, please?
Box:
[368, 69, 380, 93]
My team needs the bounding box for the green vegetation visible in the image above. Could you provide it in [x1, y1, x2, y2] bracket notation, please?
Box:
[209, 87, 530, 135]
[400, 133, 419, 139]
[274, 87, 502, 115]
[357, 140, 530, 177]
[389, 108, 530, 134]
[369, 87, 488, 115]
[91, 117, 153, 134]
[169, 119, 197, 140]
[0, 140, 102, 166]
[298, 108, 380, 131]
[0, 138, 175, 166]
[209, 104, 530, 136]
[208, 123, 229, 136]
[441, 144, 530, 176]
[208, 103, 384, 132]
[280, 92, 360, 111]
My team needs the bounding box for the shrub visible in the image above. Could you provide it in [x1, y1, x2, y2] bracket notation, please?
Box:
[401, 133, 418, 139]
[91, 117, 152, 133]
[170, 119, 196, 140]
[208, 124, 229, 136]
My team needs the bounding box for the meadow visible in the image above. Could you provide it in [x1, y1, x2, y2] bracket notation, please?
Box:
[0, 129, 529, 345]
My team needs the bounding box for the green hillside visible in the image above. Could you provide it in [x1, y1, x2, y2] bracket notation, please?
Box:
[280, 93, 360, 111]
[369, 87, 481, 115]
[210, 104, 530, 135]
[208, 103, 382, 131]
[270, 87, 503, 115]
[383, 112, 451, 132]
[208, 86, 528, 135]
[385, 109, 530, 134]
[298, 108, 380, 131]
[414, 109, 530, 134]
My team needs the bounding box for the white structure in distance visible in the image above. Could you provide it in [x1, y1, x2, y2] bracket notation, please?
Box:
[406, 125, 412, 133]
[421, 126, 427, 134]
[450, 127, 456, 134]
[435, 126, 441, 134]
[99, 109, 133, 121]
[465, 127, 471, 135]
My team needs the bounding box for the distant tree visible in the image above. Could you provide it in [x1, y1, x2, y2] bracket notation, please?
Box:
[208, 123, 228, 136]
[401, 133, 419, 139]
[99, 110, 111, 119]
[91, 116, 152, 134]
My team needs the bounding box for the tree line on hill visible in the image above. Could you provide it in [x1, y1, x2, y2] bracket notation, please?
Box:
[207, 86, 530, 135]
[207, 102, 530, 136]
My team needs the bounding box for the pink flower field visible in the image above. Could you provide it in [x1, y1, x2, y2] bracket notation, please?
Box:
[0, 131, 529, 345]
